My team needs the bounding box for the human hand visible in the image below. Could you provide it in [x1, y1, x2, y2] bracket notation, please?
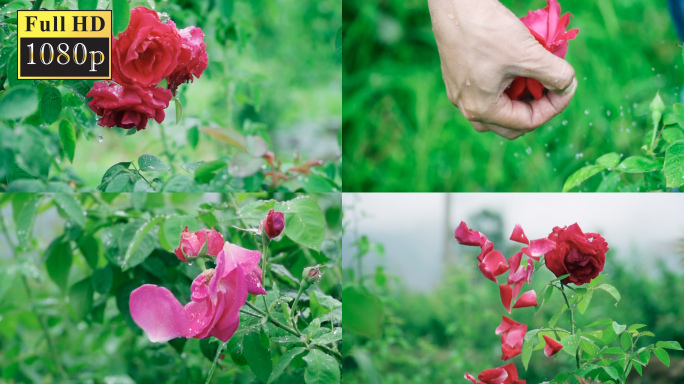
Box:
[428, 0, 578, 140]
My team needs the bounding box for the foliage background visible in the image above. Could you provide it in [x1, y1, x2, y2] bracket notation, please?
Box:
[342, 0, 684, 192]
[0, 0, 341, 192]
[341, 195, 684, 384]
[0, 193, 342, 383]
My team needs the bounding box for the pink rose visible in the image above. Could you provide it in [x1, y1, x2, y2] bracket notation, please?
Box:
[174, 227, 225, 262]
[223, 242, 267, 295]
[506, 0, 579, 100]
[129, 243, 265, 343]
[86, 82, 172, 131]
[112, 7, 181, 87]
[167, 21, 208, 95]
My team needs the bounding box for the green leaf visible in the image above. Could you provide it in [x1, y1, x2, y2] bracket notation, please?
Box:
[218, 0, 234, 20]
[69, 277, 93, 319]
[598, 284, 621, 305]
[138, 154, 171, 172]
[675, 103, 684, 129]
[0, 268, 16, 303]
[612, 321, 626, 335]
[628, 324, 647, 331]
[615, 156, 662, 173]
[577, 290, 593, 315]
[40, 86, 62, 125]
[0, 86, 38, 120]
[596, 152, 621, 168]
[78, 0, 98, 9]
[112, 0, 130, 37]
[300, 173, 338, 193]
[580, 338, 598, 357]
[602, 347, 624, 355]
[522, 338, 534, 370]
[602, 366, 620, 381]
[585, 318, 613, 329]
[163, 215, 201, 250]
[121, 215, 164, 270]
[620, 332, 632, 350]
[187, 126, 199, 149]
[303, 349, 340, 384]
[243, 330, 273, 383]
[268, 347, 306, 383]
[78, 235, 99, 269]
[662, 128, 684, 144]
[633, 359, 643, 376]
[52, 194, 86, 228]
[664, 140, 684, 188]
[59, 119, 77, 164]
[563, 164, 606, 192]
[277, 197, 326, 251]
[45, 238, 72, 292]
[193, 160, 227, 183]
[656, 341, 683, 350]
[335, 27, 342, 61]
[343, 285, 383, 338]
[15, 194, 42, 248]
[16, 125, 50, 178]
[603, 325, 619, 344]
[654, 347, 670, 367]
[560, 334, 580, 356]
[91, 266, 112, 294]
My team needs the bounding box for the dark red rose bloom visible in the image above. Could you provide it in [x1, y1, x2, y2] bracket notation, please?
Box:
[167, 21, 208, 95]
[87, 82, 172, 130]
[112, 6, 181, 87]
[544, 223, 608, 285]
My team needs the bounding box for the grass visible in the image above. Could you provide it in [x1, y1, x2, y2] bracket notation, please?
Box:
[342, 0, 684, 192]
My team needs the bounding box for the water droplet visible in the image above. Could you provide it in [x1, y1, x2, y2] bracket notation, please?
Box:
[97, 135, 103, 143]
[562, 120, 568, 126]
[606, 110, 611, 117]
[525, 147, 532, 155]
[584, 109, 589, 115]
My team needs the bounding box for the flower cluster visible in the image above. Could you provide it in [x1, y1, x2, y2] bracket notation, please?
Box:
[455, 221, 570, 381]
[87, 6, 208, 131]
[506, 0, 579, 100]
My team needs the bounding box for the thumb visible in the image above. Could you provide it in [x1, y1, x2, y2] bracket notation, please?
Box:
[516, 45, 576, 95]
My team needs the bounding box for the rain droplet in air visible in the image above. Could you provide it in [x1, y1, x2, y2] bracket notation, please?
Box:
[97, 135, 104, 143]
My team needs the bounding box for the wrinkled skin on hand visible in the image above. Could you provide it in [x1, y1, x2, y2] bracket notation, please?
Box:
[428, 0, 577, 139]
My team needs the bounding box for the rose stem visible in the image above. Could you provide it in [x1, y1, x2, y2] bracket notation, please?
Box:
[204, 340, 227, 384]
[0, 213, 66, 379]
[241, 302, 342, 361]
[560, 282, 580, 369]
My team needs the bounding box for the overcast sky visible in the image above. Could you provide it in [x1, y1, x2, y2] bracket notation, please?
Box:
[342, 193, 684, 291]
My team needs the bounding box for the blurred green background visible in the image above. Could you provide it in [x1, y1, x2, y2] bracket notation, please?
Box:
[341, 195, 684, 383]
[342, 0, 684, 192]
[48, 0, 341, 187]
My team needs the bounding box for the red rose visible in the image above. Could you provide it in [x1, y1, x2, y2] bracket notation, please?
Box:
[506, 0, 579, 100]
[167, 21, 208, 95]
[112, 7, 181, 87]
[465, 363, 526, 384]
[87, 81, 172, 131]
[544, 223, 608, 285]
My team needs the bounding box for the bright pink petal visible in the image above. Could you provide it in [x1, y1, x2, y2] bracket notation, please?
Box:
[521, 7, 550, 46]
[508, 251, 523, 275]
[478, 367, 508, 384]
[478, 240, 494, 262]
[513, 290, 538, 309]
[206, 228, 225, 256]
[483, 250, 510, 276]
[510, 224, 529, 245]
[464, 373, 478, 384]
[522, 238, 556, 261]
[501, 363, 521, 382]
[479, 262, 498, 283]
[185, 297, 215, 339]
[499, 284, 513, 313]
[454, 221, 487, 247]
[543, 335, 564, 357]
[495, 315, 522, 335]
[511, 281, 524, 300]
[210, 267, 249, 341]
[223, 242, 265, 295]
[129, 284, 189, 342]
[245, 266, 267, 295]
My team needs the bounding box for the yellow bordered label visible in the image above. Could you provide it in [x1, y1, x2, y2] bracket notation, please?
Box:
[17, 10, 112, 80]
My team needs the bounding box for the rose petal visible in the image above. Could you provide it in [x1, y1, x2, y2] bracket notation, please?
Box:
[454, 221, 487, 247]
[478, 262, 499, 283]
[512, 290, 538, 309]
[495, 315, 522, 335]
[478, 367, 508, 384]
[129, 284, 189, 342]
[464, 373, 478, 384]
[522, 238, 556, 260]
[509, 224, 530, 245]
[483, 250, 510, 276]
[543, 335, 564, 357]
[499, 284, 513, 313]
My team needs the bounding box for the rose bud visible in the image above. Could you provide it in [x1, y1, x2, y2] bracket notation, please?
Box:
[262, 209, 285, 238]
[174, 227, 224, 262]
[304, 265, 322, 285]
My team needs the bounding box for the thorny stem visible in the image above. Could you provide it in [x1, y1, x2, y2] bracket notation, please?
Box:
[291, 282, 307, 332]
[0, 214, 66, 379]
[560, 283, 580, 369]
[240, 303, 342, 361]
[159, 122, 174, 166]
[204, 340, 226, 384]
[260, 230, 270, 310]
